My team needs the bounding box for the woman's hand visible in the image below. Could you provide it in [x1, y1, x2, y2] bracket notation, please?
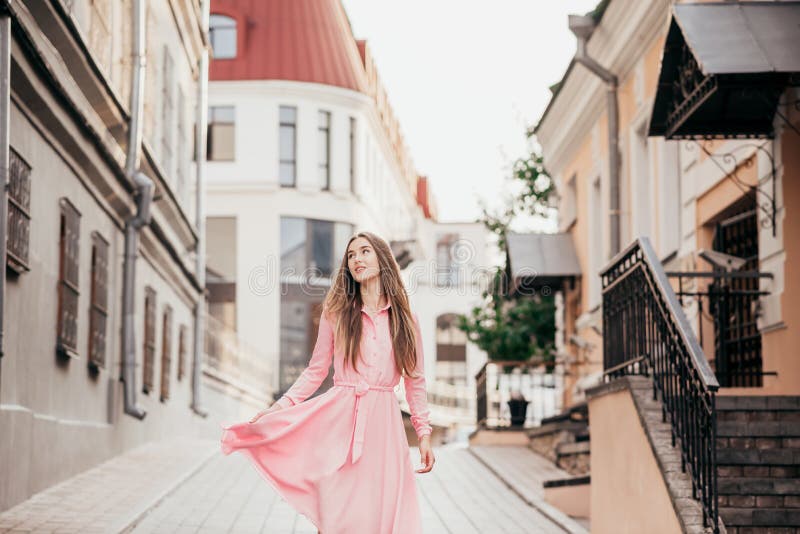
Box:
[415, 435, 435, 473]
[249, 402, 282, 423]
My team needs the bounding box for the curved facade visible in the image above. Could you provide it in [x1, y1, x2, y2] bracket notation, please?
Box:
[205, 0, 488, 439]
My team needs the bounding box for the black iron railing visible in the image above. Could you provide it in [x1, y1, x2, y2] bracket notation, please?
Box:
[601, 237, 720, 533]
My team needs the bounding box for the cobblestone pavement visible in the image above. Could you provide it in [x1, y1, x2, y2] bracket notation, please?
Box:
[0, 440, 566, 533]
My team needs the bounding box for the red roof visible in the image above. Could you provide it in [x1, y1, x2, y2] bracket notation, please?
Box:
[416, 176, 437, 220]
[209, 0, 367, 92]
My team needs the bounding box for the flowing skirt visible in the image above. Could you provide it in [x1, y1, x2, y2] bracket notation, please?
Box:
[220, 386, 424, 533]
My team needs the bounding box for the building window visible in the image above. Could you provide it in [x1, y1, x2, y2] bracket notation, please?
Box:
[206, 217, 238, 329]
[177, 324, 187, 381]
[209, 14, 237, 59]
[589, 176, 603, 308]
[278, 219, 353, 397]
[143, 286, 157, 393]
[57, 198, 81, 358]
[658, 140, 681, 258]
[7, 148, 31, 274]
[88, 232, 109, 369]
[176, 88, 188, 203]
[160, 305, 173, 402]
[318, 110, 331, 190]
[161, 48, 175, 177]
[143, 4, 157, 140]
[88, 0, 112, 73]
[562, 173, 577, 230]
[436, 313, 468, 386]
[349, 117, 356, 192]
[279, 106, 297, 186]
[631, 121, 652, 239]
[280, 217, 353, 280]
[207, 106, 235, 161]
[435, 232, 462, 287]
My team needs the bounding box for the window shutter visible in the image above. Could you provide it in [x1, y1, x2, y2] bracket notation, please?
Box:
[7, 148, 31, 274]
[143, 286, 157, 392]
[89, 232, 109, 368]
[57, 198, 81, 358]
[160, 305, 173, 401]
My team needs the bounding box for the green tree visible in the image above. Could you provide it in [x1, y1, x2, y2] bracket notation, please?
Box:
[459, 135, 557, 368]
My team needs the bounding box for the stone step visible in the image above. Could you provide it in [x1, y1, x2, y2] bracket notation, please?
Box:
[719, 507, 800, 527]
[718, 421, 800, 438]
[720, 494, 800, 510]
[718, 465, 799, 479]
[717, 448, 800, 466]
[717, 396, 800, 412]
[718, 477, 800, 496]
[718, 409, 800, 423]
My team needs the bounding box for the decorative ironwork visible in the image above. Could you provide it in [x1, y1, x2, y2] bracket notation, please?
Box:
[88, 232, 109, 369]
[601, 237, 720, 533]
[665, 40, 718, 139]
[669, 270, 773, 388]
[57, 198, 81, 358]
[7, 148, 31, 274]
[686, 140, 777, 236]
[712, 210, 764, 387]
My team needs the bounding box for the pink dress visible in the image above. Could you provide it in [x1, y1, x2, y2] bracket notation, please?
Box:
[219, 302, 433, 533]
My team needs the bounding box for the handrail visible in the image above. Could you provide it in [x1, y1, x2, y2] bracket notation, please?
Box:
[600, 236, 720, 533]
[600, 237, 719, 390]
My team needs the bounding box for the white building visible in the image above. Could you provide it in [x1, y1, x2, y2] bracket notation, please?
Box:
[205, 0, 490, 440]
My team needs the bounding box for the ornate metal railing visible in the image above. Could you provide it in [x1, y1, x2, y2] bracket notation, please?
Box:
[601, 237, 720, 533]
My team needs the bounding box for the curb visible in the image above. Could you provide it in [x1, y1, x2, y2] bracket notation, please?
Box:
[119, 441, 219, 533]
[467, 447, 589, 534]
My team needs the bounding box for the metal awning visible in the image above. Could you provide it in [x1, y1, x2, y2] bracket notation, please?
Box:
[649, 2, 800, 139]
[505, 232, 581, 295]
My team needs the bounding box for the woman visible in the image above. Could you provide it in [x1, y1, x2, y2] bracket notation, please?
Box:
[220, 231, 435, 534]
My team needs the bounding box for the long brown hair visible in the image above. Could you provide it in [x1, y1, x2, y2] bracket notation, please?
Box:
[321, 231, 421, 378]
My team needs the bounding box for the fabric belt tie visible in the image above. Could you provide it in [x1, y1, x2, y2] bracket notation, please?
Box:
[334, 378, 396, 464]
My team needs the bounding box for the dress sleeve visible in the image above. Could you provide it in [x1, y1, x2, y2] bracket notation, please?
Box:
[404, 312, 433, 439]
[274, 311, 335, 409]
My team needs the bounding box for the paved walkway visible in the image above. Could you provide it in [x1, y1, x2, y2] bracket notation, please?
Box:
[0, 440, 567, 533]
[0, 438, 218, 534]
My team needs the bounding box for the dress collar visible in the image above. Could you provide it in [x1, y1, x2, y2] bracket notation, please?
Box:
[360, 300, 392, 313]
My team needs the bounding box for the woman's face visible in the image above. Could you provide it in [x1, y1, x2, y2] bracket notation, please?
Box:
[347, 237, 380, 283]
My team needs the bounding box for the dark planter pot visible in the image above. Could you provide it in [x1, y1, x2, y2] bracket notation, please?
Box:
[507, 399, 529, 427]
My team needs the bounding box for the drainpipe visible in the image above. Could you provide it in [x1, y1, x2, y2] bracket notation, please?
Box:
[0, 14, 9, 366]
[569, 15, 621, 256]
[191, 0, 210, 417]
[121, 0, 152, 420]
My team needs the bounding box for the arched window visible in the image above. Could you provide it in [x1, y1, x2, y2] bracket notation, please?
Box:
[209, 14, 237, 59]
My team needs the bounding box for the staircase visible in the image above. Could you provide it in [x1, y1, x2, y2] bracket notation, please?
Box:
[716, 396, 800, 533]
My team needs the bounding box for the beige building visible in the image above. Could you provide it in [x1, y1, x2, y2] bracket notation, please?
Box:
[0, 0, 251, 512]
[534, 0, 800, 531]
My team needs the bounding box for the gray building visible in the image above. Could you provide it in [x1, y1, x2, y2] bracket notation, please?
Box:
[0, 0, 253, 512]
